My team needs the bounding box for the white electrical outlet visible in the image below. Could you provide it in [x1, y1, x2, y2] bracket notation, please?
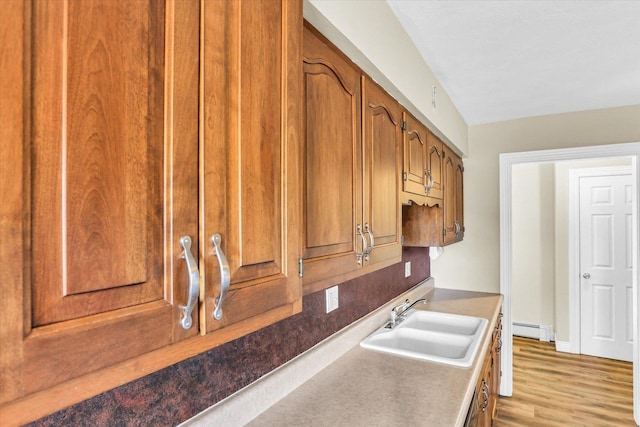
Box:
[325, 286, 339, 313]
[404, 261, 411, 278]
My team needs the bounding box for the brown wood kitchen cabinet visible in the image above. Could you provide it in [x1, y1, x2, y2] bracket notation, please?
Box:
[426, 130, 445, 201]
[362, 77, 403, 267]
[300, 24, 364, 291]
[0, 0, 302, 422]
[443, 148, 464, 244]
[401, 112, 444, 206]
[1, 0, 200, 402]
[301, 25, 401, 294]
[490, 312, 503, 421]
[199, 0, 303, 335]
[465, 310, 502, 427]
[401, 111, 429, 203]
[402, 140, 462, 247]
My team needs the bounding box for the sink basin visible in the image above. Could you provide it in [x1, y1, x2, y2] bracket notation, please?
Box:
[401, 310, 485, 336]
[360, 310, 488, 367]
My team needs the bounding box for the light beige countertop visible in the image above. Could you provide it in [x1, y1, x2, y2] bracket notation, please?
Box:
[248, 288, 503, 427]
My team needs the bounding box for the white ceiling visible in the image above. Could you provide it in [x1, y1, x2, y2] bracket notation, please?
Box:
[387, 1, 640, 126]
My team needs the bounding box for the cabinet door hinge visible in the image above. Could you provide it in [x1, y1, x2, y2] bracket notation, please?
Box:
[442, 228, 446, 237]
[402, 171, 407, 181]
[401, 120, 407, 131]
[298, 257, 304, 278]
[400, 235, 405, 245]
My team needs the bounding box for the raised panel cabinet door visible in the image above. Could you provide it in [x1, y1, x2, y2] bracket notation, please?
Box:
[363, 77, 402, 266]
[402, 111, 428, 200]
[426, 130, 444, 201]
[455, 154, 465, 241]
[200, 0, 302, 334]
[491, 314, 502, 422]
[300, 24, 363, 289]
[8, 0, 200, 397]
[443, 150, 457, 245]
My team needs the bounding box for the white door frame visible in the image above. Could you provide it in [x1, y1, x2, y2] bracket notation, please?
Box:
[569, 166, 634, 355]
[499, 142, 640, 424]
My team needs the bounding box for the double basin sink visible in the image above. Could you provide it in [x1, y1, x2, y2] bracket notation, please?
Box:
[360, 309, 488, 368]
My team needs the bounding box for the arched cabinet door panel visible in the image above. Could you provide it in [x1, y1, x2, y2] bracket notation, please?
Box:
[362, 77, 402, 267]
[300, 24, 364, 292]
[402, 111, 428, 200]
[443, 148, 464, 245]
[426, 130, 444, 201]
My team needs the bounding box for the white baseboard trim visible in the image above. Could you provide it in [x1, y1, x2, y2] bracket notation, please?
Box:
[512, 322, 555, 342]
[555, 341, 571, 353]
[512, 323, 539, 339]
[539, 324, 554, 342]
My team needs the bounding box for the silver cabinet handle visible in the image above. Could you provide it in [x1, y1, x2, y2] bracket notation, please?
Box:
[583, 273, 591, 279]
[356, 224, 368, 265]
[481, 380, 489, 412]
[454, 220, 460, 237]
[211, 233, 230, 321]
[364, 223, 375, 261]
[424, 169, 433, 194]
[179, 236, 200, 330]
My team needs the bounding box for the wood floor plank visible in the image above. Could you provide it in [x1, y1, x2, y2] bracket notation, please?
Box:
[494, 336, 635, 426]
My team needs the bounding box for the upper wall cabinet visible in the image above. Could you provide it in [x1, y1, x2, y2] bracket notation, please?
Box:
[362, 77, 403, 267]
[200, 0, 303, 333]
[1, 0, 200, 401]
[402, 141, 463, 248]
[426, 130, 444, 201]
[1, 0, 303, 414]
[301, 26, 401, 294]
[400, 112, 444, 206]
[401, 111, 429, 203]
[443, 148, 464, 244]
[301, 24, 363, 292]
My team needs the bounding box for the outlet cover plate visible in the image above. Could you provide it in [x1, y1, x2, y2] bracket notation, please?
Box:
[404, 261, 411, 278]
[326, 286, 339, 313]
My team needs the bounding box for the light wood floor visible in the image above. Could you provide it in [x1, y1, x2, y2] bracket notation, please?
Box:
[494, 336, 635, 426]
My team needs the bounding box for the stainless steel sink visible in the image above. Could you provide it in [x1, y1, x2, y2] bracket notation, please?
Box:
[360, 310, 488, 367]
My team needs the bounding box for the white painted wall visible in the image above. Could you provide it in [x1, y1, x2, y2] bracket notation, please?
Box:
[512, 163, 555, 328]
[304, 0, 468, 155]
[431, 105, 640, 294]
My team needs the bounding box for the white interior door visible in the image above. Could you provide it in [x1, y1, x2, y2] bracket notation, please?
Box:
[580, 172, 634, 361]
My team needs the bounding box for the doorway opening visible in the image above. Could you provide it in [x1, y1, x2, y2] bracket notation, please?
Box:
[499, 142, 640, 423]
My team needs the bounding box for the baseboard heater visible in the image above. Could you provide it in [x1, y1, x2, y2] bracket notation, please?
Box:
[512, 322, 554, 342]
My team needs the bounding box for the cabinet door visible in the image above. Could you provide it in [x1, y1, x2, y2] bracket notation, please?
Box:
[491, 313, 503, 420]
[200, 0, 302, 333]
[1, 0, 200, 399]
[301, 24, 363, 290]
[363, 77, 402, 266]
[426, 131, 444, 201]
[402, 111, 428, 200]
[455, 154, 465, 240]
[443, 148, 463, 245]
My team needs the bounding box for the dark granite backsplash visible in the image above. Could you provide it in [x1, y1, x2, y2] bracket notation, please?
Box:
[30, 246, 430, 426]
